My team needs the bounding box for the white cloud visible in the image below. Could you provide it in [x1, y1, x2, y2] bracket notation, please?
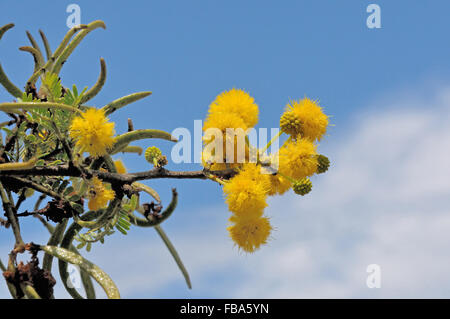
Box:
[2, 85, 450, 299]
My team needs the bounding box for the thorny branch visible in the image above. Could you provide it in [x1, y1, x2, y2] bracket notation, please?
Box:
[0, 165, 236, 184]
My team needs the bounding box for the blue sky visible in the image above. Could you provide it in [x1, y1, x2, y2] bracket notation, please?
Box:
[1, 0, 450, 298]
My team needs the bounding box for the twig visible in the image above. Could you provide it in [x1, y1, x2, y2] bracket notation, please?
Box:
[0, 181, 24, 246]
[9, 176, 62, 200]
[127, 118, 134, 132]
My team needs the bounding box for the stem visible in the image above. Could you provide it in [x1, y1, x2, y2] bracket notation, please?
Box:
[276, 171, 296, 183]
[0, 258, 17, 298]
[10, 176, 62, 200]
[51, 121, 73, 163]
[127, 118, 134, 132]
[0, 165, 239, 184]
[0, 181, 24, 246]
[14, 189, 26, 212]
[34, 194, 46, 210]
[206, 173, 225, 185]
[261, 130, 283, 154]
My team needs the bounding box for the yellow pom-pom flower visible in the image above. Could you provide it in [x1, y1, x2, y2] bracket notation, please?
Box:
[69, 108, 115, 157]
[114, 160, 127, 174]
[268, 174, 292, 196]
[203, 112, 250, 168]
[278, 138, 318, 180]
[203, 111, 248, 133]
[223, 164, 270, 216]
[228, 214, 272, 253]
[88, 177, 115, 211]
[208, 88, 259, 128]
[280, 97, 328, 141]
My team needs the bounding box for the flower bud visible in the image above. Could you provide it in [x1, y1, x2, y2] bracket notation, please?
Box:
[293, 178, 312, 196]
[316, 154, 330, 174]
[145, 146, 162, 166]
[280, 111, 301, 136]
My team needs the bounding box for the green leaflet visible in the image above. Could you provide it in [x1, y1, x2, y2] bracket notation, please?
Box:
[41, 72, 62, 102]
[40, 245, 120, 299]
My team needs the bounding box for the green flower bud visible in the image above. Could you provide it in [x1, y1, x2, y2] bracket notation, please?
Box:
[316, 154, 330, 174]
[145, 146, 162, 166]
[280, 111, 301, 136]
[293, 178, 312, 196]
[24, 188, 35, 198]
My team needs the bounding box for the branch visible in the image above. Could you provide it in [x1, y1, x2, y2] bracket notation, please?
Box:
[0, 164, 233, 184]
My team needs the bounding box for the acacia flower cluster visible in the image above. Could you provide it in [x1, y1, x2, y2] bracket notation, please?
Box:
[0, 20, 331, 298]
[69, 107, 115, 157]
[202, 90, 330, 252]
[87, 176, 115, 211]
